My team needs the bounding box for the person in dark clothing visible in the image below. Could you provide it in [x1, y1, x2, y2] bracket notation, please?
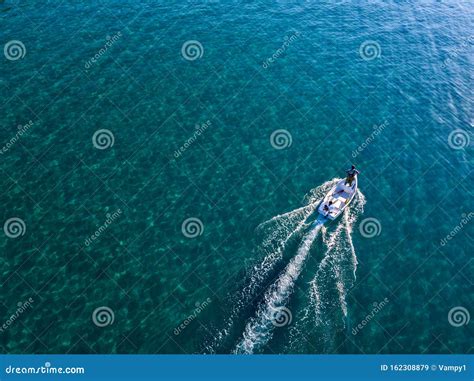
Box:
[323, 200, 333, 216]
[345, 165, 360, 186]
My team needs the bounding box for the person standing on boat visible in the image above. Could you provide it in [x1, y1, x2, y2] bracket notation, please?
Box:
[345, 165, 359, 186]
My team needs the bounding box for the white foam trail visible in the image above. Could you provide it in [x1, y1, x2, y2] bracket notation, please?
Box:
[234, 217, 325, 354]
[334, 266, 347, 318]
[257, 178, 339, 252]
[204, 207, 312, 353]
[310, 191, 365, 322]
[311, 220, 345, 322]
[258, 204, 309, 233]
[204, 180, 338, 353]
[286, 191, 365, 353]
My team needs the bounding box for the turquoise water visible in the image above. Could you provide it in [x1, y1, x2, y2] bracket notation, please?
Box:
[1, 1, 472, 354]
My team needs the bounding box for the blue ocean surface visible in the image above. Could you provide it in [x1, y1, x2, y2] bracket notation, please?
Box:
[0, 0, 472, 354]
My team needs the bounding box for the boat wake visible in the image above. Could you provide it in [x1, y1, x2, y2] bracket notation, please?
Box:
[204, 179, 364, 354]
[204, 179, 338, 353]
[234, 217, 325, 354]
[287, 190, 366, 353]
[312, 190, 365, 320]
[234, 188, 365, 354]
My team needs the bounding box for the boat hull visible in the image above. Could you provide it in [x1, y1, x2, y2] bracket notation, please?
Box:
[318, 176, 358, 220]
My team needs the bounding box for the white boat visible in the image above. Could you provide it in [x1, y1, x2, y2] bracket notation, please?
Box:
[318, 176, 358, 220]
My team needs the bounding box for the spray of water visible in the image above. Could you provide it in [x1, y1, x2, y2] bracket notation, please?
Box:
[203, 220, 307, 353]
[286, 190, 366, 353]
[234, 217, 325, 354]
[204, 180, 338, 353]
[247, 179, 338, 295]
[311, 190, 365, 321]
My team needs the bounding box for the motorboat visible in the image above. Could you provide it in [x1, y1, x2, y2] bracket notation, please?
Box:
[318, 176, 357, 220]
